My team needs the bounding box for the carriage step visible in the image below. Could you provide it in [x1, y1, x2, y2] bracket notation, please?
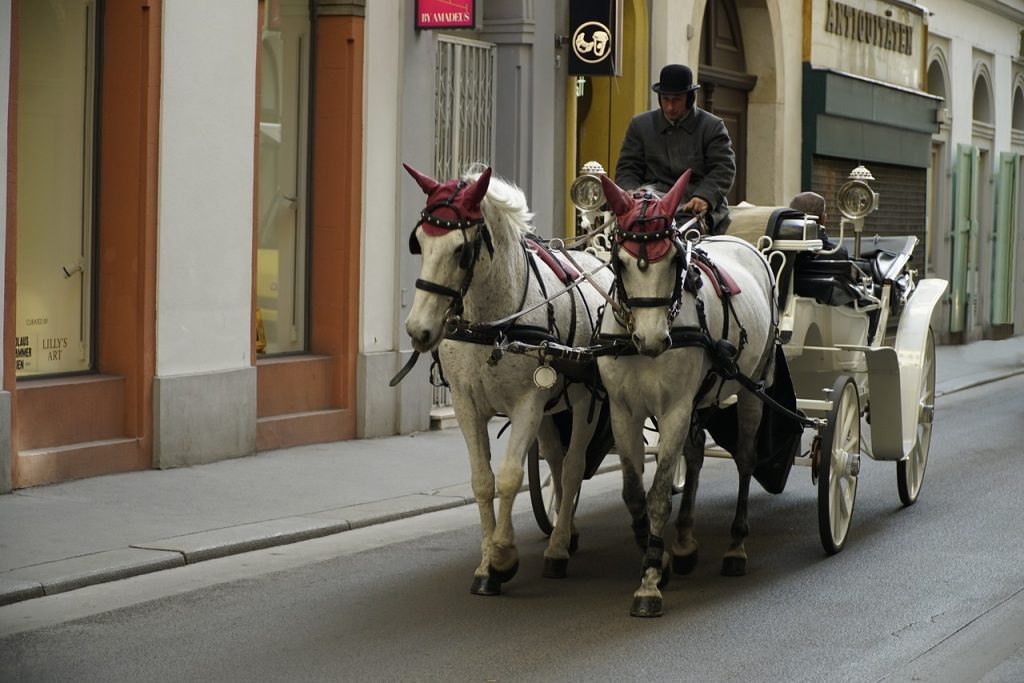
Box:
[430, 406, 458, 430]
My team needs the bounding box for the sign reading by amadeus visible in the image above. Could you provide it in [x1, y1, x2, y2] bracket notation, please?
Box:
[808, 0, 927, 90]
[415, 0, 475, 30]
[569, 0, 621, 76]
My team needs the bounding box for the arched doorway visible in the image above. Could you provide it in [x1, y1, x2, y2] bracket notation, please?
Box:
[698, 0, 756, 205]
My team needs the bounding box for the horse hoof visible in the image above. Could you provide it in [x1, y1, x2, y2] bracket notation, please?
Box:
[470, 575, 502, 595]
[569, 533, 580, 555]
[721, 556, 747, 577]
[488, 561, 519, 584]
[542, 557, 568, 579]
[673, 550, 698, 575]
[630, 596, 664, 618]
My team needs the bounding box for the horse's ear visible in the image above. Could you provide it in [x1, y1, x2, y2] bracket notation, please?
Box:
[659, 169, 693, 217]
[599, 174, 634, 217]
[464, 167, 492, 208]
[404, 163, 440, 195]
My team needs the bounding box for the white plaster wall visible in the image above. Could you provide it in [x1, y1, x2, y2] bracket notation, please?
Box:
[156, 0, 257, 376]
[649, 0, 698, 111]
[927, 0, 1024, 153]
[361, 0, 401, 355]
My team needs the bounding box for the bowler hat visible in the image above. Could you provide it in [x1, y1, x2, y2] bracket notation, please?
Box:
[651, 64, 700, 95]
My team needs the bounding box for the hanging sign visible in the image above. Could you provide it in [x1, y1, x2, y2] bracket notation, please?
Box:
[568, 0, 621, 76]
[415, 0, 476, 30]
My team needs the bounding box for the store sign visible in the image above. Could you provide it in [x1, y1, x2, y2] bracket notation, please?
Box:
[569, 0, 620, 76]
[415, 0, 475, 30]
[808, 0, 926, 90]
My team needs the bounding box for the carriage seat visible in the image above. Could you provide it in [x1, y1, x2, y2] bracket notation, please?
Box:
[794, 235, 917, 309]
[841, 235, 918, 285]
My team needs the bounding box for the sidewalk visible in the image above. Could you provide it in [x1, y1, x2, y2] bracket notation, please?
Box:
[2, 335, 1023, 607]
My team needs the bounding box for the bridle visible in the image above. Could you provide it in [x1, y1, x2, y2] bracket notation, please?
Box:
[608, 191, 699, 331]
[408, 180, 494, 318]
[605, 192, 749, 379]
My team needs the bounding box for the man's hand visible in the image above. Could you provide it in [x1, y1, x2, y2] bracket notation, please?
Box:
[682, 196, 709, 215]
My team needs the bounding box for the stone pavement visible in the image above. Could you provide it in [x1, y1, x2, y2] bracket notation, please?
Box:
[1, 335, 1023, 607]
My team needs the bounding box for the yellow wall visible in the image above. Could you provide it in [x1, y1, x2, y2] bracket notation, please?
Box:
[566, 0, 649, 234]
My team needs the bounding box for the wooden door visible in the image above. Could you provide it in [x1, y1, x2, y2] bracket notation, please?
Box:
[698, 0, 756, 206]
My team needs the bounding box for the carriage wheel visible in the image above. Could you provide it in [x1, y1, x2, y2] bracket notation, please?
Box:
[897, 327, 935, 506]
[528, 441, 579, 536]
[817, 375, 861, 555]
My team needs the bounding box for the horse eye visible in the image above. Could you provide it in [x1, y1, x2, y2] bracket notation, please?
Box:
[453, 244, 464, 260]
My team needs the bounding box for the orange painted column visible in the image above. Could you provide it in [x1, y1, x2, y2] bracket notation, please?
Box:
[4, 0, 21, 489]
[254, 5, 364, 451]
[310, 9, 364, 434]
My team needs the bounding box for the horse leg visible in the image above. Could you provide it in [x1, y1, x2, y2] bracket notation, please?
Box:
[540, 395, 594, 578]
[672, 427, 705, 575]
[631, 407, 690, 618]
[489, 402, 544, 586]
[721, 394, 763, 577]
[452, 401, 501, 596]
[536, 416, 567, 537]
[535, 419, 572, 579]
[608, 398, 648, 549]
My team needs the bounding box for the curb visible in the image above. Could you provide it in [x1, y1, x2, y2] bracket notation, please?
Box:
[934, 368, 1024, 398]
[2, 370, 1019, 608]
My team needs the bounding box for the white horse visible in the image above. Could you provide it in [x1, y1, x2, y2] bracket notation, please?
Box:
[596, 172, 778, 617]
[402, 164, 615, 594]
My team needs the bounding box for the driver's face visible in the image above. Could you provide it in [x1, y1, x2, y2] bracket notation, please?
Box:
[659, 94, 688, 123]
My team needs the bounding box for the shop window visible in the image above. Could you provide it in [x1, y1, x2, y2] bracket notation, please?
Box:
[257, 0, 310, 355]
[15, 0, 99, 377]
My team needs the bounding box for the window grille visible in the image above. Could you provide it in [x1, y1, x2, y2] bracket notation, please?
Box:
[434, 35, 496, 180]
[432, 35, 496, 410]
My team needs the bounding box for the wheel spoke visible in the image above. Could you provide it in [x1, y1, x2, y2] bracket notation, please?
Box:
[819, 376, 860, 552]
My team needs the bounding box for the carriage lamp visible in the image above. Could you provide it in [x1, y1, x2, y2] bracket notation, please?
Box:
[570, 161, 608, 212]
[836, 165, 879, 258]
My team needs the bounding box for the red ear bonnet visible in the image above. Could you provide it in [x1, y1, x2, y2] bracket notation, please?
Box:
[604, 170, 693, 264]
[405, 164, 489, 235]
[599, 174, 635, 217]
[403, 163, 440, 195]
[658, 169, 692, 218]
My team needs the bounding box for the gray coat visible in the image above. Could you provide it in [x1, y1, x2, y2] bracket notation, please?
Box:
[614, 106, 736, 231]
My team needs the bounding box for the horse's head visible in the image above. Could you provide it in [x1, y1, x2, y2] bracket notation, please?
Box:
[403, 164, 493, 353]
[600, 170, 692, 357]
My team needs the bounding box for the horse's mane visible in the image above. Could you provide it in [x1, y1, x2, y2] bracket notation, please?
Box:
[462, 165, 535, 237]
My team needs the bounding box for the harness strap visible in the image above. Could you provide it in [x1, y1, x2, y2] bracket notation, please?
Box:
[388, 351, 421, 387]
[414, 278, 460, 300]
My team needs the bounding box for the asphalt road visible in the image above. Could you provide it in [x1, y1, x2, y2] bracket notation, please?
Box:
[1, 375, 1022, 682]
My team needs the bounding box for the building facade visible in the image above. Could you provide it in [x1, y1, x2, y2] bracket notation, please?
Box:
[924, 0, 1024, 343]
[2, 0, 366, 491]
[2, 0, 1021, 491]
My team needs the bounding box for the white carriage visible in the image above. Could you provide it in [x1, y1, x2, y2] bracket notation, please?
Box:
[528, 163, 946, 556]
